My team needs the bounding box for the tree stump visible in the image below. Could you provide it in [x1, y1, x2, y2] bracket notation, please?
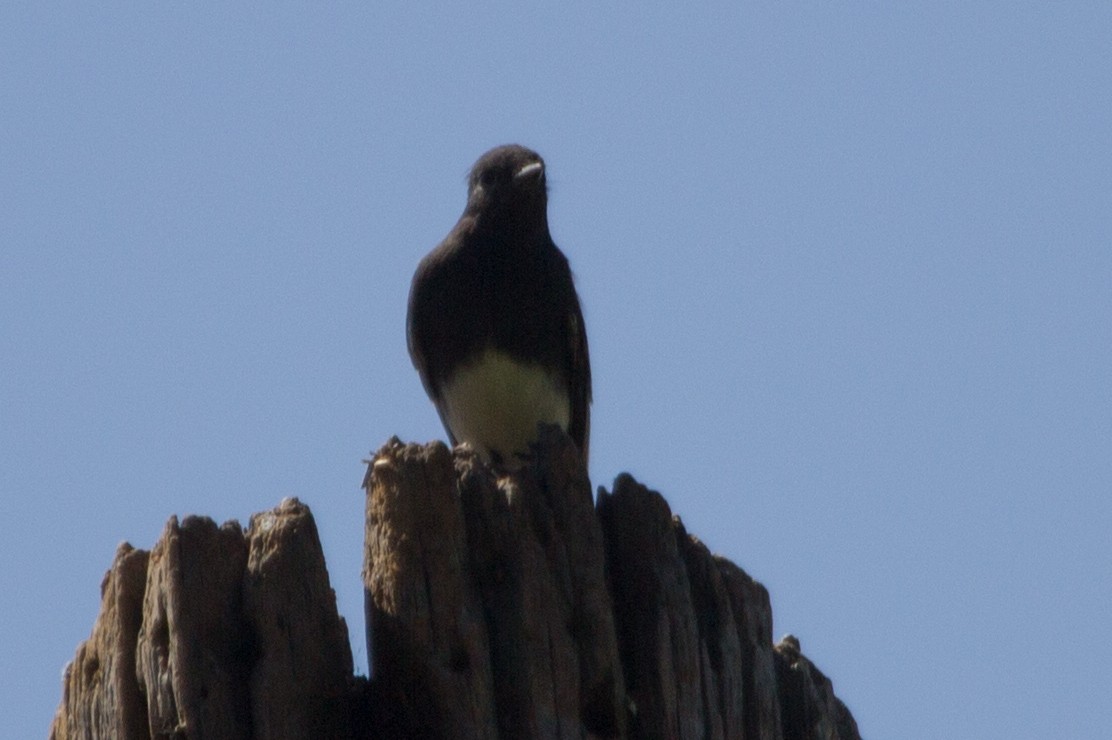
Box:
[53, 429, 859, 739]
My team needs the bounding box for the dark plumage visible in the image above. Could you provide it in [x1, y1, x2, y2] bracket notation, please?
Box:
[407, 145, 591, 466]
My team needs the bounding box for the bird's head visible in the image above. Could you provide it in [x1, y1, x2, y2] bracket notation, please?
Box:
[465, 145, 548, 226]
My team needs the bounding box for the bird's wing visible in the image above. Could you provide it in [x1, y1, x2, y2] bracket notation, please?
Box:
[567, 302, 592, 464]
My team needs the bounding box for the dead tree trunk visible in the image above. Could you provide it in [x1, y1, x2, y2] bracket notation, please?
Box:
[51, 500, 359, 740]
[52, 429, 859, 739]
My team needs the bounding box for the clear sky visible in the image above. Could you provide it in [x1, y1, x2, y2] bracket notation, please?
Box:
[3, 5, 1109, 738]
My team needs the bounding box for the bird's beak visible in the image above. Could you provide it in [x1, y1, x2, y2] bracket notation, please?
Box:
[514, 161, 544, 180]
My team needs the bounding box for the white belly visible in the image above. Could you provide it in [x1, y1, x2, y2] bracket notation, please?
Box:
[439, 348, 570, 464]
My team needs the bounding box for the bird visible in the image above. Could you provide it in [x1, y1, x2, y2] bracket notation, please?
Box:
[406, 144, 591, 468]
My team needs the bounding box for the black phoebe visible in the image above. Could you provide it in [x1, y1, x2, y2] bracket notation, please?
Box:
[407, 145, 591, 467]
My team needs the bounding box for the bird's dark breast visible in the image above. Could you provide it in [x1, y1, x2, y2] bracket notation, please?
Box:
[488, 238, 574, 374]
[409, 231, 573, 393]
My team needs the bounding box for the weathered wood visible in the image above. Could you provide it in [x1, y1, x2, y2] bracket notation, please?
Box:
[363, 428, 626, 739]
[135, 514, 251, 738]
[521, 425, 626, 736]
[244, 497, 357, 739]
[597, 474, 706, 739]
[52, 499, 357, 740]
[678, 529, 746, 738]
[717, 559, 784, 740]
[775, 635, 861, 740]
[51, 543, 149, 740]
[363, 438, 499, 738]
[53, 431, 860, 739]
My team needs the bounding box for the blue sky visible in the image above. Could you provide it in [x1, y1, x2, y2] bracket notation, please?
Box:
[3, 5, 1110, 737]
